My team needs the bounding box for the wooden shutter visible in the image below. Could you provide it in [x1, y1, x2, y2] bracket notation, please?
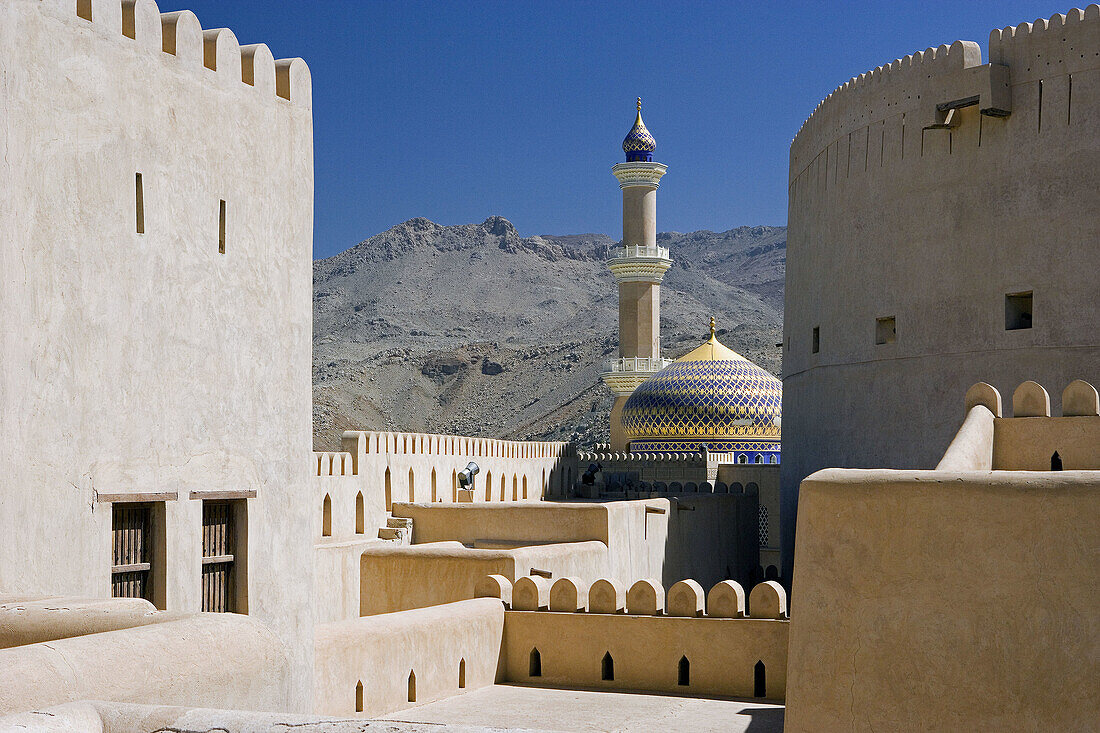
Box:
[111, 504, 152, 601]
[201, 501, 234, 612]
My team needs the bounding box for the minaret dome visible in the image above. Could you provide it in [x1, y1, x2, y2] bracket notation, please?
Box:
[622, 97, 657, 162]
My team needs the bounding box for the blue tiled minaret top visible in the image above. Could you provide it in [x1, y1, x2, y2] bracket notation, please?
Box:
[622, 97, 657, 162]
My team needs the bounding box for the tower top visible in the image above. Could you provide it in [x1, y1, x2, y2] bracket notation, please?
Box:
[622, 98, 656, 162]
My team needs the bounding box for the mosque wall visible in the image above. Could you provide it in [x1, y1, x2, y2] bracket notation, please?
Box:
[0, 0, 314, 708]
[782, 8, 1100, 576]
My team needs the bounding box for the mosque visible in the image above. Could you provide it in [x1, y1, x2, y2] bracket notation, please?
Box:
[0, 2, 1095, 731]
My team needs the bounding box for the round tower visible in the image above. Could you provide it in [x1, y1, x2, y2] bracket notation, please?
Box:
[601, 99, 672, 450]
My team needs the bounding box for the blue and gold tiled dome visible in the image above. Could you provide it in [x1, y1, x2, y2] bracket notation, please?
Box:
[623, 97, 656, 162]
[622, 321, 782, 463]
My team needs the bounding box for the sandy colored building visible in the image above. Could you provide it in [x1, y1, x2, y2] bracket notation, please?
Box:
[0, 2, 1096, 731]
[781, 4, 1100, 576]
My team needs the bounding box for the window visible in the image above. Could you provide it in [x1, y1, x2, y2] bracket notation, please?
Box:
[407, 671, 416, 702]
[678, 656, 690, 686]
[754, 660, 767, 698]
[111, 502, 165, 608]
[602, 652, 615, 681]
[738, 454, 748, 464]
[459, 658, 466, 688]
[218, 199, 226, 254]
[758, 504, 770, 547]
[201, 500, 245, 613]
[355, 492, 365, 534]
[812, 326, 820, 353]
[135, 173, 145, 234]
[77, 0, 92, 21]
[754, 454, 764, 464]
[1005, 291, 1033, 330]
[529, 648, 542, 677]
[355, 680, 363, 712]
[875, 316, 896, 344]
[322, 494, 332, 536]
[1051, 451, 1063, 471]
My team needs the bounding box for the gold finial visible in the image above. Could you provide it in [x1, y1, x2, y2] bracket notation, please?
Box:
[637, 97, 642, 112]
[710, 316, 717, 339]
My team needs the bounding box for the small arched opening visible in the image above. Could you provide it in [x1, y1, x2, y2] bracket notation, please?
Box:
[485, 471, 493, 501]
[1051, 451, 1063, 470]
[408, 670, 416, 702]
[355, 491, 365, 534]
[529, 647, 542, 677]
[754, 454, 764, 464]
[452, 469, 458, 502]
[499, 473, 505, 502]
[738, 454, 748, 464]
[355, 680, 363, 713]
[384, 468, 392, 511]
[678, 655, 690, 686]
[408, 467, 415, 502]
[458, 658, 466, 688]
[523, 475, 528, 499]
[431, 468, 438, 502]
[754, 660, 766, 698]
[512, 474, 518, 501]
[601, 652, 614, 681]
[321, 494, 332, 537]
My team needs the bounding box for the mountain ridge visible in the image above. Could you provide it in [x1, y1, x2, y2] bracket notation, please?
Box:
[313, 216, 785, 449]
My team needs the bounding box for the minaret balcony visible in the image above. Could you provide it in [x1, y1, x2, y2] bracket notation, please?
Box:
[600, 356, 674, 396]
[608, 245, 672, 283]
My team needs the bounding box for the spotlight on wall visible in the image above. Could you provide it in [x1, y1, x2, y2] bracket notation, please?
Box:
[581, 463, 602, 485]
[458, 462, 480, 489]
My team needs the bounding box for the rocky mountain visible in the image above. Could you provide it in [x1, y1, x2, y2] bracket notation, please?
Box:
[313, 217, 785, 450]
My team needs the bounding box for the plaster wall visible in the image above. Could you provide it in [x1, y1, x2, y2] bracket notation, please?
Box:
[0, 0, 314, 706]
[621, 185, 657, 248]
[992, 416, 1100, 469]
[314, 598, 504, 718]
[503, 611, 788, 700]
[392, 500, 668, 584]
[782, 11, 1100, 576]
[618, 281, 660, 359]
[0, 596, 160, 648]
[0, 613, 292, 715]
[785, 468, 1100, 732]
[359, 541, 611, 615]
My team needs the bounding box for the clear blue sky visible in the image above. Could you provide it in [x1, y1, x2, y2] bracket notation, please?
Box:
[176, 0, 1070, 258]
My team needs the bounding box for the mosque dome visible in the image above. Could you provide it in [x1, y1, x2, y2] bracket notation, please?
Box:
[622, 97, 656, 162]
[621, 320, 782, 462]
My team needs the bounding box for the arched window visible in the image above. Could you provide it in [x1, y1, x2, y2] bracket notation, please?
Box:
[529, 647, 542, 677]
[770, 454, 778, 464]
[452, 469, 458, 502]
[738, 454, 748, 464]
[355, 492, 365, 534]
[522, 475, 528, 500]
[500, 473, 506, 502]
[512, 475, 518, 501]
[754, 660, 766, 698]
[485, 471, 493, 501]
[355, 680, 363, 713]
[758, 504, 769, 547]
[408, 467, 415, 502]
[754, 454, 764, 464]
[458, 658, 466, 688]
[601, 652, 614, 681]
[384, 468, 392, 511]
[431, 468, 438, 502]
[1051, 451, 1063, 470]
[407, 670, 416, 702]
[322, 494, 332, 537]
[678, 656, 690, 686]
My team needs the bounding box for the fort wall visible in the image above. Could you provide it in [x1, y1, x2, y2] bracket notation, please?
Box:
[785, 467, 1100, 731]
[782, 7, 1100, 575]
[0, 0, 315, 707]
[313, 598, 504, 718]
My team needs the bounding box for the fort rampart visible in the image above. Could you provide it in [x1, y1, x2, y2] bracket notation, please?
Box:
[781, 7, 1100, 576]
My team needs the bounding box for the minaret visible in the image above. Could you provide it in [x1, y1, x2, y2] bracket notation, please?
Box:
[601, 98, 672, 450]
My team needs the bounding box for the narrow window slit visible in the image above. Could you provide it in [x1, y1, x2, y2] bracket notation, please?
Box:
[135, 173, 145, 234]
[218, 199, 226, 254]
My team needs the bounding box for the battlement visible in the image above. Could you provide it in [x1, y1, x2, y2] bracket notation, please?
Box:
[477, 574, 788, 619]
[43, 0, 311, 108]
[789, 6, 1100, 179]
